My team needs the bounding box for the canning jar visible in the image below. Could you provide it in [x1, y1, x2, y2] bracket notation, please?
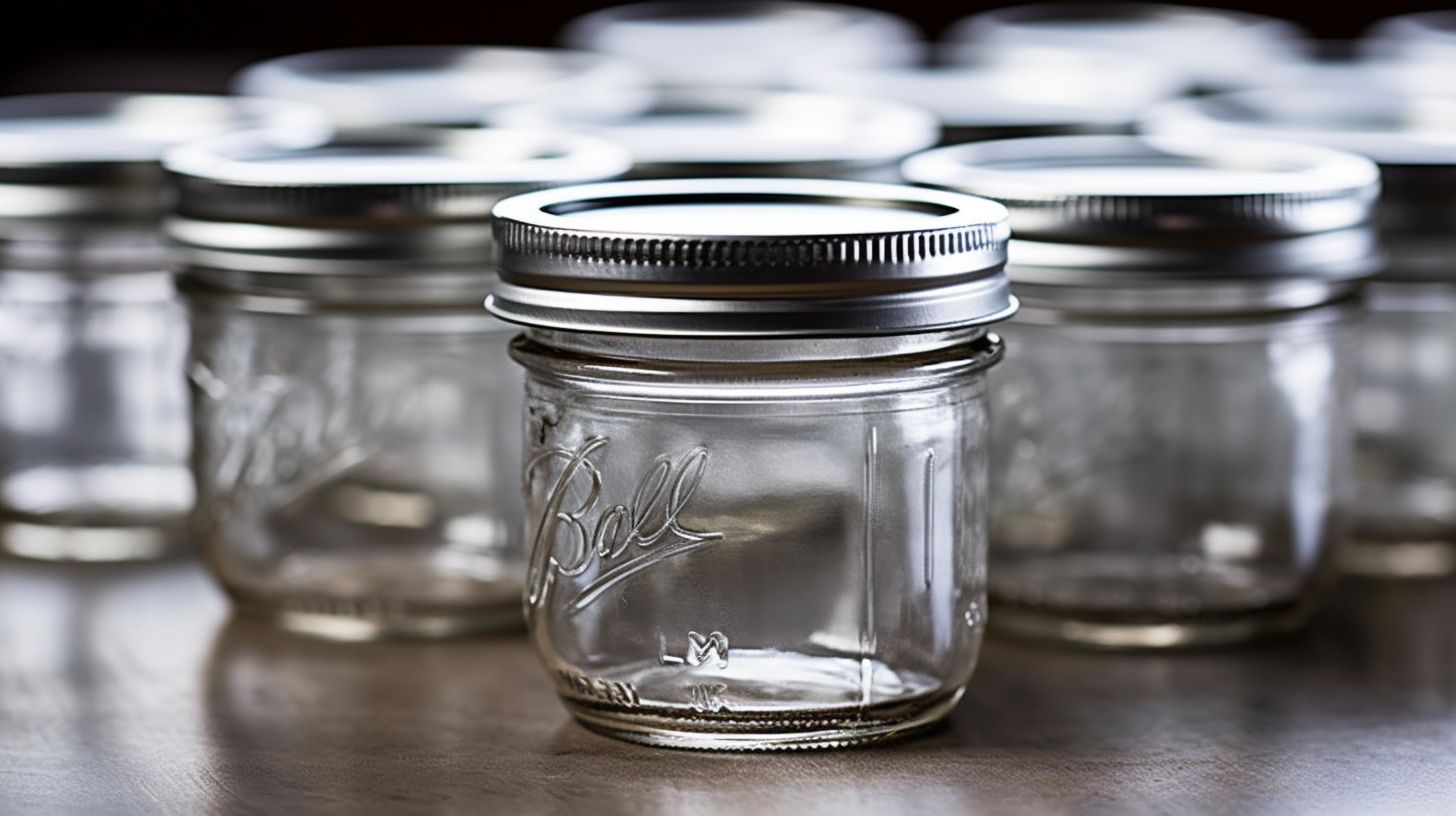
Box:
[233, 46, 654, 128]
[943, 3, 1305, 92]
[0, 93, 326, 562]
[164, 128, 630, 640]
[489, 87, 937, 182]
[486, 178, 1015, 749]
[903, 136, 1380, 648]
[561, 1, 922, 90]
[1142, 89, 1456, 577]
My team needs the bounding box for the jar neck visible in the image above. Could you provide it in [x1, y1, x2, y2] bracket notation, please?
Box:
[523, 326, 989, 364]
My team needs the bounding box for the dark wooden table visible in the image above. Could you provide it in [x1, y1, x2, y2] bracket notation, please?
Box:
[2, 554, 1454, 815]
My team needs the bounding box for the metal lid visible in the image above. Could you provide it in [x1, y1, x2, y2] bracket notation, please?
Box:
[1140, 89, 1456, 239]
[487, 177, 1014, 336]
[943, 3, 1304, 91]
[789, 51, 1182, 132]
[0, 93, 328, 219]
[164, 128, 632, 304]
[232, 46, 655, 128]
[561, 1, 923, 89]
[491, 89, 937, 179]
[901, 135, 1379, 241]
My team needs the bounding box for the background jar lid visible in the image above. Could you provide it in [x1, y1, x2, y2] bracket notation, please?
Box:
[491, 88, 937, 180]
[0, 93, 329, 220]
[787, 50, 1183, 141]
[1140, 89, 1456, 233]
[232, 46, 655, 128]
[486, 177, 1013, 336]
[561, 1, 923, 89]
[165, 128, 632, 304]
[901, 135, 1380, 291]
[943, 3, 1305, 92]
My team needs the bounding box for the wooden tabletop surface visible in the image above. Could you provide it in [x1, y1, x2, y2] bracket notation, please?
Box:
[2, 554, 1454, 815]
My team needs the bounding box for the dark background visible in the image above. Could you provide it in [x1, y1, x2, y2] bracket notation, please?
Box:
[0, 0, 1447, 95]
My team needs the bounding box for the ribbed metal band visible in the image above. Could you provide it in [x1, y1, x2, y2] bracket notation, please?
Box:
[488, 177, 1015, 335]
[901, 135, 1380, 240]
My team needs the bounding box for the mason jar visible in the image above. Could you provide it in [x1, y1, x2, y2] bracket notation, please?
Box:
[486, 178, 1015, 749]
[904, 136, 1381, 648]
[488, 87, 937, 182]
[1142, 88, 1456, 577]
[164, 128, 630, 640]
[232, 45, 654, 128]
[943, 3, 1305, 92]
[0, 92, 326, 562]
[561, 1, 922, 90]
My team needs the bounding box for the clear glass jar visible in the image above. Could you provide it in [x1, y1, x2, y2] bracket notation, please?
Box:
[487, 178, 1015, 749]
[0, 93, 327, 562]
[233, 46, 654, 128]
[165, 128, 631, 639]
[904, 136, 1381, 648]
[1141, 88, 1456, 577]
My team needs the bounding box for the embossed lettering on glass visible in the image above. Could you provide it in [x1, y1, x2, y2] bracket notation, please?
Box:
[487, 178, 1015, 749]
[904, 136, 1380, 648]
[164, 128, 630, 640]
[1142, 89, 1456, 577]
[0, 92, 326, 562]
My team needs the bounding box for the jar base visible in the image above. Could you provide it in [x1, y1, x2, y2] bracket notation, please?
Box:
[228, 585, 524, 641]
[987, 598, 1316, 649]
[1340, 539, 1456, 578]
[0, 517, 184, 562]
[564, 686, 963, 752]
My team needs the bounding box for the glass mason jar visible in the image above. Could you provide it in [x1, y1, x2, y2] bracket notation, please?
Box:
[560, 1, 923, 90]
[1142, 89, 1456, 577]
[489, 87, 938, 183]
[904, 136, 1381, 648]
[942, 3, 1305, 93]
[233, 45, 655, 128]
[164, 128, 630, 640]
[486, 178, 1015, 749]
[0, 93, 326, 562]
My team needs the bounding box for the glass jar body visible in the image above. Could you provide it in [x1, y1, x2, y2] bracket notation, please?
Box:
[988, 302, 1355, 648]
[188, 292, 525, 640]
[512, 331, 999, 750]
[1350, 280, 1456, 576]
[0, 256, 191, 561]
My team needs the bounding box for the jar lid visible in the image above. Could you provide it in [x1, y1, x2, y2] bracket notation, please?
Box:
[0, 93, 328, 219]
[789, 51, 1182, 132]
[943, 3, 1304, 91]
[902, 135, 1379, 241]
[492, 89, 937, 179]
[164, 128, 632, 303]
[486, 177, 1014, 336]
[1142, 89, 1456, 233]
[561, 1, 923, 89]
[232, 46, 655, 127]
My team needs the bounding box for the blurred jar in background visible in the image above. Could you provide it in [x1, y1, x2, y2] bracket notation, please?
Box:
[1142, 89, 1456, 578]
[904, 136, 1380, 648]
[489, 88, 937, 181]
[943, 3, 1306, 93]
[1364, 11, 1456, 66]
[232, 46, 655, 128]
[0, 93, 326, 562]
[165, 129, 630, 640]
[789, 49, 1184, 145]
[488, 178, 1014, 749]
[561, 1, 922, 90]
